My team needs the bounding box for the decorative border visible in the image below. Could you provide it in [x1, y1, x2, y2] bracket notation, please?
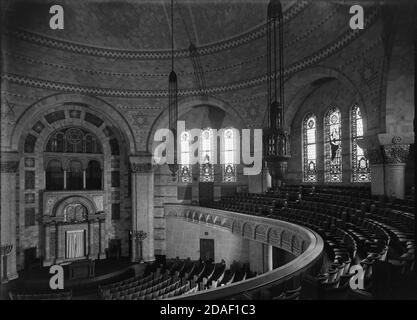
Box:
[1, 7, 379, 98]
[4, 2, 308, 60]
[3, 6, 337, 78]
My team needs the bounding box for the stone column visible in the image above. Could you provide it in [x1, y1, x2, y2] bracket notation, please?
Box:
[86, 220, 92, 258]
[383, 144, 410, 199]
[63, 170, 67, 189]
[98, 218, 106, 259]
[130, 154, 155, 263]
[366, 147, 385, 196]
[90, 220, 99, 258]
[267, 245, 274, 271]
[83, 170, 86, 189]
[0, 152, 19, 282]
[56, 223, 64, 263]
[43, 223, 53, 266]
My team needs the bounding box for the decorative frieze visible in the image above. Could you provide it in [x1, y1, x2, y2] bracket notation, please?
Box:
[43, 190, 105, 216]
[130, 163, 153, 173]
[31, 121, 45, 133]
[24, 193, 35, 204]
[383, 144, 410, 164]
[3, 2, 308, 60]
[165, 204, 317, 255]
[0, 8, 381, 98]
[24, 157, 35, 168]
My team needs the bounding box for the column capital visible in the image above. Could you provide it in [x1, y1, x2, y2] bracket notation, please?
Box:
[383, 144, 410, 164]
[129, 153, 153, 173]
[0, 151, 20, 173]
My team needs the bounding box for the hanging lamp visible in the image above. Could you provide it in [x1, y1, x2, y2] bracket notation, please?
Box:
[263, 0, 291, 188]
[168, 0, 179, 179]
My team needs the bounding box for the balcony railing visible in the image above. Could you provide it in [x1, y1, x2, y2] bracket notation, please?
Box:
[164, 204, 324, 300]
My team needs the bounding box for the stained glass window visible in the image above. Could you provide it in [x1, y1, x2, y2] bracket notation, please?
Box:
[223, 128, 236, 182]
[324, 107, 342, 183]
[179, 131, 192, 183]
[351, 105, 370, 182]
[46, 127, 102, 154]
[200, 128, 214, 182]
[303, 114, 317, 182]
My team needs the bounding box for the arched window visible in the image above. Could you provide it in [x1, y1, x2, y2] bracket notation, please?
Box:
[46, 160, 64, 190]
[302, 114, 317, 182]
[86, 160, 102, 190]
[179, 131, 192, 183]
[351, 105, 370, 182]
[324, 107, 342, 183]
[45, 127, 102, 154]
[85, 134, 93, 153]
[67, 160, 83, 190]
[200, 128, 214, 182]
[222, 128, 236, 182]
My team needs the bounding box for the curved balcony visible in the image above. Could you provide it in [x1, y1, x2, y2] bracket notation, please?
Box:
[164, 204, 324, 300]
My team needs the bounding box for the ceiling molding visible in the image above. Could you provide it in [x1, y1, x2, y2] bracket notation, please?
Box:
[1, 7, 380, 98]
[4, 1, 308, 60]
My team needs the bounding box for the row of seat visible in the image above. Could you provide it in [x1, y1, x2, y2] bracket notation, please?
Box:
[206, 185, 415, 299]
[99, 272, 154, 293]
[9, 291, 72, 300]
[104, 275, 173, 300]
[115, 280, 182, 300]
[99, 258, 254, 300]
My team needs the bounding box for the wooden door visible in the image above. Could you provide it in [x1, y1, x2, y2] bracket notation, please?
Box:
[200, 239, 214, 262]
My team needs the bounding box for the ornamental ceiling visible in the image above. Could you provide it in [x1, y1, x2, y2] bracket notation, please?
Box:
[1, 1, 384, 100]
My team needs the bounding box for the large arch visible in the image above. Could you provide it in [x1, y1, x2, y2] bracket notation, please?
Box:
[146, 95, 247, 153]
[10, 93, 137, 154]
[282, 65, 369, 133]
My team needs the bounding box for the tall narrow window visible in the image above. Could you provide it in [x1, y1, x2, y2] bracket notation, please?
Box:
[303, 114, 317, 182]
[200, 128, 214, 182]
[324, 107, 342, 182]
[351, 105, 370, 182]
[223, 128, 236, 182]
[179, 131, 192, 183]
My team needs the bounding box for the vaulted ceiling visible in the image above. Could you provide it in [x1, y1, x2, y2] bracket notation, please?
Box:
[1, 0, 385, 103]
[3, 0, 294, 50]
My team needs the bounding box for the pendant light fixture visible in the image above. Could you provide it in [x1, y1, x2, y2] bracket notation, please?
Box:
[264, 0, 291, 188]
[168, 0, 179, 179]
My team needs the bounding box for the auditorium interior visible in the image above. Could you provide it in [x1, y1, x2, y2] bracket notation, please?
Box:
[0, 0, 415, 300]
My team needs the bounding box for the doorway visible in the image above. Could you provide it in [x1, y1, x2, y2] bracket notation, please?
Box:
[66, 230, 85, 259]
[200, 239, 214, 262]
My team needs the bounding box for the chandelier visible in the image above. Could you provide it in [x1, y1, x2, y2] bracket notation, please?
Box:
[263, 0, 291, 188]
[168, 0, 179, 179]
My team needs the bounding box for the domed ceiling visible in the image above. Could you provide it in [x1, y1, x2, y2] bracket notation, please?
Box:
[1, 0, 381, 100]
[3, 0, 294, 50]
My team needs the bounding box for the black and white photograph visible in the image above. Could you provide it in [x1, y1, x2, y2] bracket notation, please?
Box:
[0, 0, 416, 304]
